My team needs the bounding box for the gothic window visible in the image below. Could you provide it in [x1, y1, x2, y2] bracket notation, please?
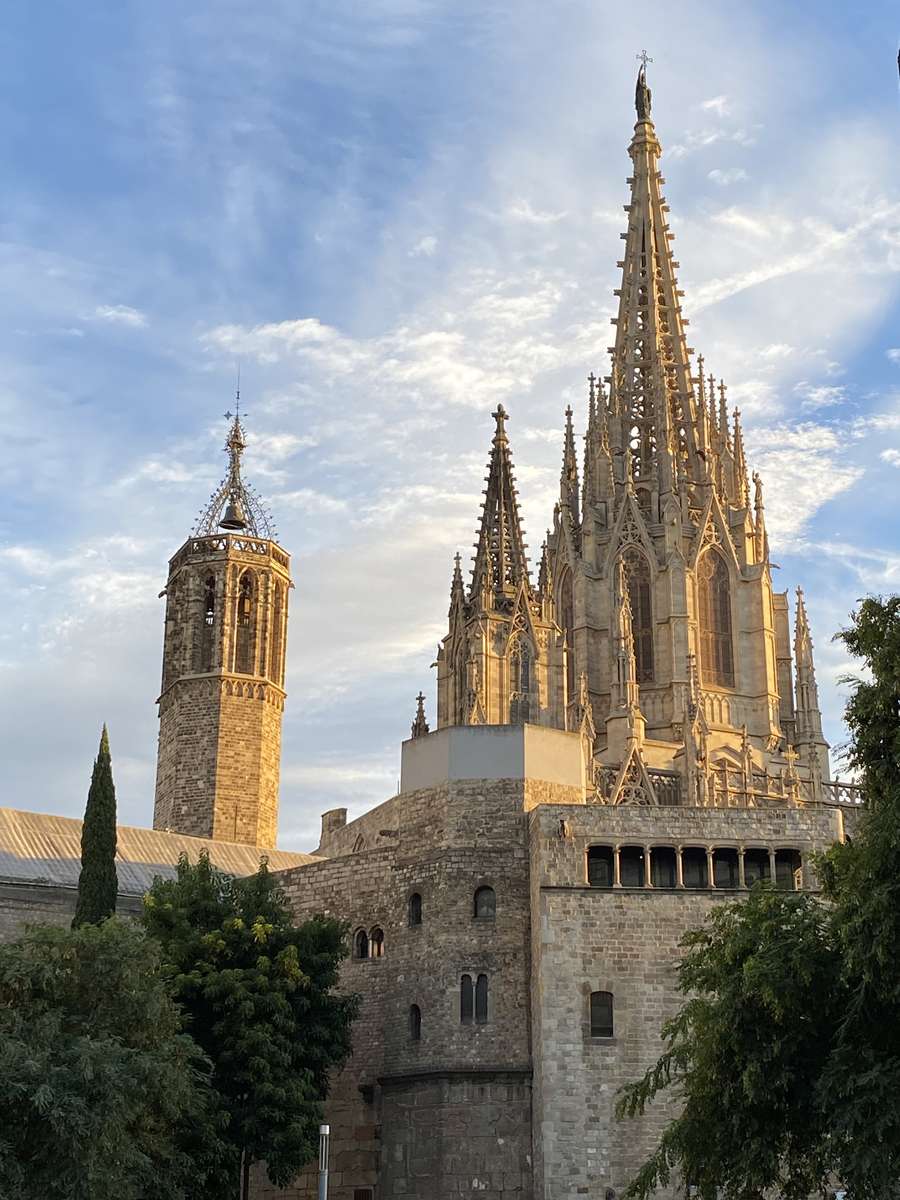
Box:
[409, 1004, 422, 1041]
[473, 886, 496, 920]
[235, 571, 255, 675]
[354, 929, 369, 959]
[698, 550, 735, 688]
[408, 893, 422, 927]
[509, 637, 533, 724]
[622, 549, 654, 683]
[270, 580, 285, 685]
[475, 974, 489, 1024]
[460, 974, 474, 1024]
[590, 990, 614, 1038]
[636, 487, 653, 522]
[455, 644, 468, 725]
[587, 845, 614, 888]
[200, 573, 216, 671]
[370, 927, 385, 958]
[558, 568, 575, 699]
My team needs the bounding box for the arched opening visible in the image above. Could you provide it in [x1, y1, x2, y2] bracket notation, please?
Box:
[619, 846, 645, 888]
[460, 974, 474, 1024]
[682, 847, 708, 889]
[587, 845, 614, 888]
[354, 929, 369, 960]
[590, 990, 614, 1038]
[409, 1004, 422, 1041]
[473, 885, 496, 920]
[475, 974, 489, 1024]
[200, 573, 216, 671]
[408, 893, 422, 927]
[744, 848, 771, 886]
[713, 848, 740, 889]
[650, 846, 677, 888]
[370, 927, 385, 958]
[558, 568, 575, 699]
[698, 550, 735, 688]
[621, 549, 654, 683]
[234, 571, 255, 675]
[775, 848, 802, 891]
[270, 580, 285, 685]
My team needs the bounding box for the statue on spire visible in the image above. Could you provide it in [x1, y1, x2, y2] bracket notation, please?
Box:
[635, 54, 653, 120]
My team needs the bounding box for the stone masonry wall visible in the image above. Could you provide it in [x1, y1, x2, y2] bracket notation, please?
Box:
[263, 777, 580, 1200]
[0, 883, 142, 943]
[528, 803, 845, 1200]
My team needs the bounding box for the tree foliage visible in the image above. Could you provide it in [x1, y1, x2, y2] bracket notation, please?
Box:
[617, 595, 900, 1200]
[72, 725, 118, 929]
[0, 919, 226, 1200]
[142, 851, 357, 1194]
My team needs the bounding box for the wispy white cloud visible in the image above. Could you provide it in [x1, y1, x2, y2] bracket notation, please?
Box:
[92, 304, 147, 327]
[701, 95, 731, 117]
[881, 448, 900, 467]
[409, 235, 438, 257]
[708, 167, 748, 186]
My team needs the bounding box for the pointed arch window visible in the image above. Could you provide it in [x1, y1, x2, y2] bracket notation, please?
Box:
[200, 573, 216, 671]
[455, 643, 468, 726]
[235, 571, 255, 675]
[558, 568, 575, 699]
[622, 549, 654, 683]
[509, 637, 533, 725]
[698, 550, 735, 688]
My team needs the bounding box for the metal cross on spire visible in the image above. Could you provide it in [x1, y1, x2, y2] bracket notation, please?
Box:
[636, 49, 653, 70]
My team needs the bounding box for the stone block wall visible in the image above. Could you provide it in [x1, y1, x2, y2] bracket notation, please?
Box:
[0, 883, 142, 943]
[528, 802, 844, 1200]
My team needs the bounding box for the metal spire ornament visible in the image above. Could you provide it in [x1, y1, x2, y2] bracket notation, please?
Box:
[194, 392, 276, 539]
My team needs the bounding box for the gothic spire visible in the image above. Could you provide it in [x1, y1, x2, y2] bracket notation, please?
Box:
[794, 588, 824, 743]
[560, 404, 580, 524]
[194, 401, 276, 539]
[732, 408, 750, 507]
[411, 692, 430, 739]
[470, 405, 532, 602]
[607, 65, 704, 503]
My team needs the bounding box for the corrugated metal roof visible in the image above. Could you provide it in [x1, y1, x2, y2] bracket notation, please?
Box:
[0, 808, 319, 896]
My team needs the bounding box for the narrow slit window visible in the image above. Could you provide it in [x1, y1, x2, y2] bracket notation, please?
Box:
[590, 990, 614, 1038]
[698, 550, 735, 688]
[475, 974, 488, 1024]
[460, 974, 474, 1024]
[409, 1004, 421, 1041]
[408, 892, 422, 926]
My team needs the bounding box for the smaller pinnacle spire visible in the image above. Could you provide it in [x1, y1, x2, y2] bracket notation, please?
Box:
[561, 405, 580, 524]
[732, 408, 750, 506]
[411, 692, 430, 739]
[470, 406, 532, 602]
[718, 381, 730, 448]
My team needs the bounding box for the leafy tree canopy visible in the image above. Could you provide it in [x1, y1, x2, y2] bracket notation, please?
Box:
[617, 596, 900, 1200]
[0, 919, 227, 1200]
[142, 851, 357, 1194]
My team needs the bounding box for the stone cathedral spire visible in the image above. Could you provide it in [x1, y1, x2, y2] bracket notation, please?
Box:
[436, 408, 566, 730]
[153, 405, 291, 848]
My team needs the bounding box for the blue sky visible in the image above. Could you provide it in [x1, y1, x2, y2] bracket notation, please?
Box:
[2, 1, 898, 850]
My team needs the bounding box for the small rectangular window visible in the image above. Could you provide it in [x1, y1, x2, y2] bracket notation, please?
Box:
[460, 974, 474, 1024]
[590, 990, 614, 1038]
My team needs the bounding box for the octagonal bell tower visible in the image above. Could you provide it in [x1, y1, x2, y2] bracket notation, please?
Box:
[153, 404, 290, 848]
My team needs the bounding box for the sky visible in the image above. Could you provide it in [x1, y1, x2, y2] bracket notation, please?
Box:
[1, 1, 898, 852]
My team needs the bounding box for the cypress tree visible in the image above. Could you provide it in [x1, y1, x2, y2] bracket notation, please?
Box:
[72, 724, 119, 928]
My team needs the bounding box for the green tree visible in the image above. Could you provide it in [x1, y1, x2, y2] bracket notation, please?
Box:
[142, 851, 357, 1200]
[617, 595, 900, 1200]
[72, 725, 118, 928]
[0, 919, 228, 1200]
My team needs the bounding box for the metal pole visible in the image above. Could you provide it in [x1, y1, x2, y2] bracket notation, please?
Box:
[318, 1123, 330, 1200]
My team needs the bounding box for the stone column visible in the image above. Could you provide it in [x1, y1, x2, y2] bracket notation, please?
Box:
[738, 847, 746, 889]
[707, 847, 715, 889]
[676, 847, 684, 889]
[769, 848, 777, 885]
[645, 845, 653, 888]
[613, 846, 622, 888]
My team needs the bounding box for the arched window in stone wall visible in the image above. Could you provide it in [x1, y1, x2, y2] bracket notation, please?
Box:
[408, 893, 422, 927]
[234, 571, 255, 675]
[698, 550, 735, 688]
[370, 927, 385, 958]
[409, 1004, 422, 1041]
[509, 638, 533, 725]
[587, 845, 614, 888]
[475, 974, 489, 1024]
[270, 580, 285, 685]
[621, 549, 654, 683]
[199, 574, 216, 672]
[354, 929, 369, 959]
[590, 990, 614, 1038]
[460, 974, 474, 1024]
[473, 886, 496, 920]
[558, 567, 575, 699]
